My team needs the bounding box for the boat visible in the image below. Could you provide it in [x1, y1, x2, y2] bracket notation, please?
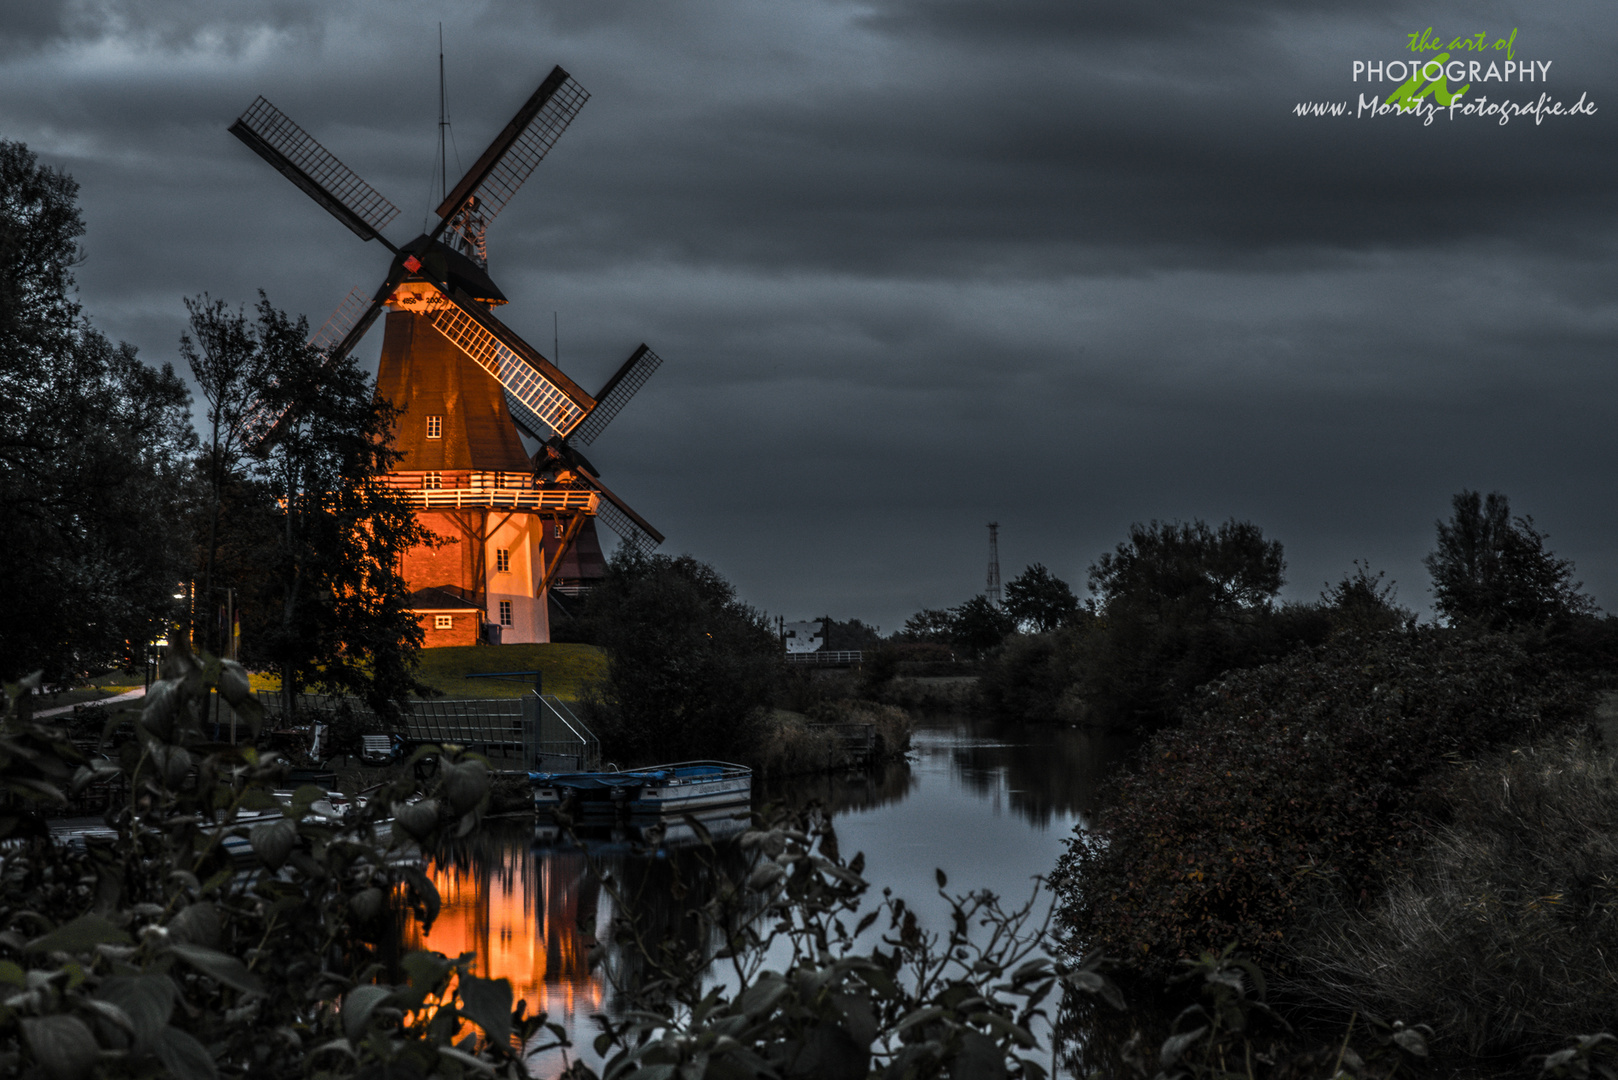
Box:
[530, 760, 752, 816]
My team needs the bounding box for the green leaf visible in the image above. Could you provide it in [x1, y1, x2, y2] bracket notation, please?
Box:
[155, 1024, 219, 1080]
[444, 760, 490, 815]
[343, 984, 393, 1043]
[894, 1006, 946, 1033]
[936, 868, 948, 889]
[169, 902, 221, 949]
[170, 943, 265, 996]
[0, 960, 23, 986]
[952, 1030, 1008, 1080]
[394, 799, 440, 841]
[26, 913, 131, 954]
[290, 784, 326, 817]
[459, 974, 513, 1047]
[249, 818, 296, 869]
[1159, 1026, 1208, 1067]
[97, 974, 177, 1051]
[21, 1015, 99, 1080]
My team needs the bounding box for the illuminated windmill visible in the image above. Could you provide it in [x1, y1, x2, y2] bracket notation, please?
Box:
[228, 66, 664, 645]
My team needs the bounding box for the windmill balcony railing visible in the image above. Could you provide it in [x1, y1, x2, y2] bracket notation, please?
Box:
[384, 473, 598, 511]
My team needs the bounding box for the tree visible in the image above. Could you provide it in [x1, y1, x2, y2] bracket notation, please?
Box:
[583, 548, 780, 762]
[235, 296, 428, 716]
[901, 607, 955, 643]
[0, 140, 197, 680]
[1087, 518, 1284, 620]
[949, 594, 1017, 657]
[180, 294, 267, 653]
[1004, 563, 1080, 633]
[1321, 559, 1410, 635]
[1424, 490, 1595, 630]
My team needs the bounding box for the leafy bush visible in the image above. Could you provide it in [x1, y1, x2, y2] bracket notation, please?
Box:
[978, 605, 1334, 729]
[1050, 629, 1592, 977]
[1288, 738, 1618, 1057]
[0, 649, 555, 1079]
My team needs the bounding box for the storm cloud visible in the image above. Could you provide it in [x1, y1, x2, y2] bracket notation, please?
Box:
[3, 0, 1615, 628]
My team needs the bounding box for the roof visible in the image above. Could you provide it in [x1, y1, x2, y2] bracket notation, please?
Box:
[397, 235, 507, 304]
[407, 586, 484, 612]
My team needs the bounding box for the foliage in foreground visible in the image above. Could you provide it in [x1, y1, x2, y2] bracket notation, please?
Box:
[1289, 737, 1618, 1058]
[1050, 628, 1592, 977]
[0, 648, 554, 1079]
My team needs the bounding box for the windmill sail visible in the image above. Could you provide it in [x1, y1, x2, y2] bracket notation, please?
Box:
[435, 67, 589, 229]
[424, 297, 594, 437]
[571, 344, 663, 446]
[580, 469, 664, 555]
[229, 97, 400, 243]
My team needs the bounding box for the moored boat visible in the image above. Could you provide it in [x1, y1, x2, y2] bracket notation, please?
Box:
[530, 760, 751, 815]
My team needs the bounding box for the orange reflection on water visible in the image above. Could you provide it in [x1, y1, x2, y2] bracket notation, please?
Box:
[404, 845, 609, 1034]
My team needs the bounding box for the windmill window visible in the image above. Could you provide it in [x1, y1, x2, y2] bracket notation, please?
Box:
[554, 521, 564, 539]
[495, 548, 510, 573]
[426, 415, 443, 439]
[434, 615, 453, 630]
[498, 600, 513, 626]
[423, 472, 442, 490]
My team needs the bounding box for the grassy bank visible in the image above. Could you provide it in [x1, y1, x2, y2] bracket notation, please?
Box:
[248, 643, 607, 701]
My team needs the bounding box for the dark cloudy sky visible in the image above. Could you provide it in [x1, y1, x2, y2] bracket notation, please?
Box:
[4, 0, 1616, 629]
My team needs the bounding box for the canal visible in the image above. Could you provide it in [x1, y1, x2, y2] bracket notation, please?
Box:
[405, 712, 1138, 1075]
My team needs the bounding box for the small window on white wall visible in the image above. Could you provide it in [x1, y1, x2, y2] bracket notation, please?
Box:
[426, 415, 443, 439]
[495, 548, 510, 573]
[434, 615, 453, 630]
[498, 600, 513, 626]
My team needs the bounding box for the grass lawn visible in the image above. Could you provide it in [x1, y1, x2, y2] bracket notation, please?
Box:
[248, 644, 608, 702]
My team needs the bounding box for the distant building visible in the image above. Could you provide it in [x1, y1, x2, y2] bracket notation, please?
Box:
[783, 620, 824, 654]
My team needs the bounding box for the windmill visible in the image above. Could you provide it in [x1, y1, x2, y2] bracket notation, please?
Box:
[228, 65, 664, 644]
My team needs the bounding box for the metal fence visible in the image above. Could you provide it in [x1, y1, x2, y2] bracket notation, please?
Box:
[260, 693, 598, 772]
[783, 650, 864, 667]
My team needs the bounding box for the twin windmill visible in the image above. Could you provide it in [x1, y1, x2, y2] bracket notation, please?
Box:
[229, 66, 663, 645]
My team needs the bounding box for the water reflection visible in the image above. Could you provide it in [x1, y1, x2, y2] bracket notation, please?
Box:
[404, 824, 607, 1038]
[405, 714, 1138, 1076]
[944, 720, 1139, 826]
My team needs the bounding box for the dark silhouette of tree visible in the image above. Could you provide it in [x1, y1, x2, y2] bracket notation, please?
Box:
[583, 549, 779, 763]
[1004, 563, 1079, 633]
[1424, 490, 1595, 630]
[237, 296, 428, 716]
[900, 608, 955, 643]
[1321, 559, 1411, 635]
[180, 294, 267, 654]
[949, 594, 1017, 657]
[0, 140, 196, 680]
[1088, 518, 1284, 620]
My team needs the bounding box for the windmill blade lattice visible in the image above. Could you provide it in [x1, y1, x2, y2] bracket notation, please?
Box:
[571, 344, 662, 446]
[425, 302, 590, 437]
[229, 97, 400, 242]
[589, 482, 663, 555]
[435, 67, 589, 228]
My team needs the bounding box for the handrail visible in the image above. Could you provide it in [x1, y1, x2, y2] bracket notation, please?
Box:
[538, 694, 593, 744]
[391, 488, 598, 511]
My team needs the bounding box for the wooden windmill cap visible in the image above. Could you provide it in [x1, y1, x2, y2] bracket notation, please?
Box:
[392, 235, 508, 307]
